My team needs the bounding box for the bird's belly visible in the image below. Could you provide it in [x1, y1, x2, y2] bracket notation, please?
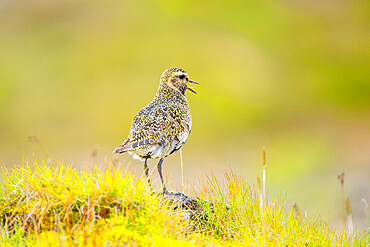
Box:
[128, 141, 175, 161]
[128, 129, 190, 161]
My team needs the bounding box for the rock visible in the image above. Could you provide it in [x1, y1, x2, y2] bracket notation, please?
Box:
[159, 191, 215, 230]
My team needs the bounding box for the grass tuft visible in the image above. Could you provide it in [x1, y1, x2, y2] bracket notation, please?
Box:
[0, 158, 369, 246]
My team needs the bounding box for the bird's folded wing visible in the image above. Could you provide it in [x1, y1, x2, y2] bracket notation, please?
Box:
[113, 105, 164, 153]
[113, 103, 188, 153]
[113, 127, 163, 153]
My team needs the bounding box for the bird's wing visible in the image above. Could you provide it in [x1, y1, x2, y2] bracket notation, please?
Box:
[113, 102, 191, 154]
[113, 103, 166, 153]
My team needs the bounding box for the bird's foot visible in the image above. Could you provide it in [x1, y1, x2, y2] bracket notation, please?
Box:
[162, 186, 168, 195]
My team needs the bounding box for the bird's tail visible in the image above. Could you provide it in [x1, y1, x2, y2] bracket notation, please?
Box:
[112, 139, 132, 154]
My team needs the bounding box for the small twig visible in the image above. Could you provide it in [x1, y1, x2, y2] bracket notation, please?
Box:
[337, 173, 353, 235]
[90, 145, 100, 166]
[257, 176, 262, 208]
[180, 148, 185, 194]
[262, 147, 266, 206]
[361, 199, 368, 225]
[261, 147, 267, 246]
[337, 173, 346, 231]
[345, 196, 353, 235]
[28, 136, 50, 160]
[293, 203, 300, 218]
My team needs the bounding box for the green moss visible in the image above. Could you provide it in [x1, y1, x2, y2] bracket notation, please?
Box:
[0, 158, 368, 246]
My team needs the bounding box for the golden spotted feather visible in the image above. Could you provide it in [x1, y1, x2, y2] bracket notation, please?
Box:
[113, 67, 195, 161]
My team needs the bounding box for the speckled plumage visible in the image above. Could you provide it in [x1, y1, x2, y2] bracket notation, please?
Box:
[113, 67, 198, 193]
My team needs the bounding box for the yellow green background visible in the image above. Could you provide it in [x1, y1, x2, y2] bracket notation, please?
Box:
[0, 1, 369, 231]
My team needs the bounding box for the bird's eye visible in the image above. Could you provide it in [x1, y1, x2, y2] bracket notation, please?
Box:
[179, 74, 185, 79]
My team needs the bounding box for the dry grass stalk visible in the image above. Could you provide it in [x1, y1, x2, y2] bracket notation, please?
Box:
[28, 136, 50, 161]
[180, 148, 185, 194]
[337, 172, 354, 235]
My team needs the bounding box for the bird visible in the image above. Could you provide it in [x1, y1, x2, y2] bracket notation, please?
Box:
[113, 67, 198, 194]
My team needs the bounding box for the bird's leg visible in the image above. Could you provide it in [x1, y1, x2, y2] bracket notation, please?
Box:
[157, 158, 167, 194]
[144, 158, 152, 187]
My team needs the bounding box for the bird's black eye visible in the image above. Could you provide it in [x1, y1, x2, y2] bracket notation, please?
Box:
[179, 74, 185, 79]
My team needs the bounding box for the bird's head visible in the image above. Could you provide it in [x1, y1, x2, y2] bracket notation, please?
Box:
[160, 67, 199, 95]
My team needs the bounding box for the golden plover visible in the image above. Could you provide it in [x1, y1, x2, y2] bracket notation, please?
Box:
[113, 67, 198, 193]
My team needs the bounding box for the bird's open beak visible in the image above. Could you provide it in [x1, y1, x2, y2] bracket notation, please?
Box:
[188, 79, 199, 85]
[187, 79, 199, 94]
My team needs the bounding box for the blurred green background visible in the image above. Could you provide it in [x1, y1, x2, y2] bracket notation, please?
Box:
[0, 0, 369, 232]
